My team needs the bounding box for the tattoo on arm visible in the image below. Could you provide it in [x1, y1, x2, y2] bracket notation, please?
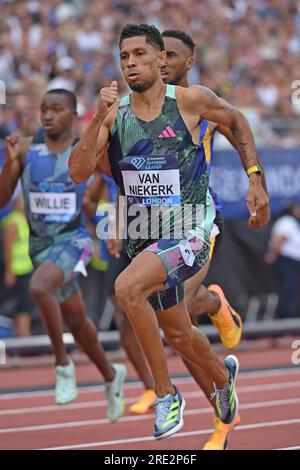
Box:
[230, 126, 254, 165]
[200, 86, 262, 173]
[202, 88, 221, 107]
[202, 88, 236, 113]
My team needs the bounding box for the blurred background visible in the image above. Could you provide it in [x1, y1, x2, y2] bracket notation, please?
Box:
[0, 0, 299, 351]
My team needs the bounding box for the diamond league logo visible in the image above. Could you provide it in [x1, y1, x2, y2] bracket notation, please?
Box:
[131, 157, 145, 170]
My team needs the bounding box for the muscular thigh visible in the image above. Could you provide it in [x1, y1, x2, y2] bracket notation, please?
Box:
[185, 259, 210, 300]
[30, 261, 64, 292]
[118, 250, 168, 297]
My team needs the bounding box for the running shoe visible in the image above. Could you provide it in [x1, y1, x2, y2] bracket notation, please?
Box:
[213, 355, 239, 424]
[105, 363, 127, 422]
[154, 385, 185, 440]
[130, 389, 156, 415]
[55, 359, 78, 405]
[202, 413, 241, 450]
[208, 285, 242, 349]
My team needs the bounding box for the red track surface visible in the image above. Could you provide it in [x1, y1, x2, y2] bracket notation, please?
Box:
[0, 345, 299, 450]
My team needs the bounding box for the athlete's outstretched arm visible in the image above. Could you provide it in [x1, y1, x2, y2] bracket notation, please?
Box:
[212, 121, 270, 228]
[185, 86, 262, 170]
[69, 81, 118, 184]
[180, 86, 270, 227]
[0, 134, 29, 208]
[214, 120, 269, 192]
[96, 147, 113, 178]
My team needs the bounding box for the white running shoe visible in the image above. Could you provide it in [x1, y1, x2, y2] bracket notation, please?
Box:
[55, 359, 78, 405]
[105, 363, 127, 422]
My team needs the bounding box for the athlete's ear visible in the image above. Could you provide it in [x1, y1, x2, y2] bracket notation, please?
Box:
[158, 50, 166, 68]
[71, 110, 78, 128]
[186, 55, 194, 71]
[72, 109, 78, 123]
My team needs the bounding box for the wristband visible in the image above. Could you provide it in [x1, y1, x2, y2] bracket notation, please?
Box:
[246, 164, 263, 177]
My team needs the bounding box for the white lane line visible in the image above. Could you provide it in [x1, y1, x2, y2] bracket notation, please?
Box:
[0, 367, 299, 401]
[1, 380, 300, 416]
[1, 397, 300, 434]
[275, 445, 300, 450]
[39, 417, 300, 450]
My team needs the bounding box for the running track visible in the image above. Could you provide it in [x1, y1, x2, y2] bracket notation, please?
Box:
[0, 345, 299, 450]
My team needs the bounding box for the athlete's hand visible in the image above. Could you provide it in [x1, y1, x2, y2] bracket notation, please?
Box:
[264, 250, 277, 264]
[248, 204, 271, 229]
[5, 134, 21, 162]
[97, 81, 119, 116]
[4, 271, 16, 288]
[5, 134, 32, 163]
[106, 238, 123, 258]
[246, 178, 270, 228]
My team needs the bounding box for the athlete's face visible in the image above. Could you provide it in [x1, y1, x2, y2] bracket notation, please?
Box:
[40, 94, 76, 139]
[161, 37, 194, 85]
[120, 36, 166, 92]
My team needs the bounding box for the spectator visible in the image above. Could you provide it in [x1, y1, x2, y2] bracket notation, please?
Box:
[1, 196, 34, 336]
[0, 0, 299, 332]
[0, 0, 299, 145]
[266, 202, 300, 318]
[47, 56, 76, 91]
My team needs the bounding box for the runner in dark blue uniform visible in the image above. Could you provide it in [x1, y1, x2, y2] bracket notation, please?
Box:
[0, 89, 126, 421]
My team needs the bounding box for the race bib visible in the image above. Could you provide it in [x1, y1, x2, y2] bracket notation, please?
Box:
[119, 155, 181, 207]
[179, 239, 195, 266]
[29, 192, 76, 215]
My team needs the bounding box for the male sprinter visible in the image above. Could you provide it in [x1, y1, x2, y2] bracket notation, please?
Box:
[0, 89, 126, 422]
[162, 29, 243, 338]
[69, 24, 270, 440]
[104, 28, 248, 447]
[161, 29, 245, 449]
[84, 171, 156, 414]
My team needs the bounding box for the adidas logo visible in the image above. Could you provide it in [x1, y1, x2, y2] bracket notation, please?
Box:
[159, 126, 176, 138]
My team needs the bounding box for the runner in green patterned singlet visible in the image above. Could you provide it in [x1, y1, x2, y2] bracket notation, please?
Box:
[70, 24, 269, 440]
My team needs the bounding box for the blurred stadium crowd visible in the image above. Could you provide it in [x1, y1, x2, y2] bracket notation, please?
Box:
[0, 0, 299, 338]
[0, 0, 300, 145]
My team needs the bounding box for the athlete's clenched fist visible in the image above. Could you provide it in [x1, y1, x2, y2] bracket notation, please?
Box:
[97, 81, 119, 116]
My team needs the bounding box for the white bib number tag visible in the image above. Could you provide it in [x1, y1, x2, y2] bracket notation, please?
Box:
[119, 155, 181, 207]
[179, 239, 195, 266]
[29, 192, 76, 215]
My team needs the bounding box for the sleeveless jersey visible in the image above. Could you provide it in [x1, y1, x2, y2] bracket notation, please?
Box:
[21, 143, 88, 240]
[108, 84, 210, 258]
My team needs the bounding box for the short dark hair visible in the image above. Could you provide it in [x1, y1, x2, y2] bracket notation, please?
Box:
[44, 89, 77, 111]
[162, 30, 195, 53]
[119, 24, 165, 51]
